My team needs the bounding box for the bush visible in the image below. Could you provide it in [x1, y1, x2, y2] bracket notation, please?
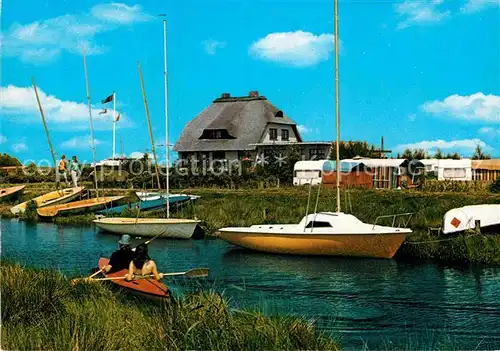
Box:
[490, 177, 500, 193]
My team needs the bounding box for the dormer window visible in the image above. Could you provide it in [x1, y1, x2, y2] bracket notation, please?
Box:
[275, 110, 284, 117]
[270, 128, 278, 140]
[199, 129, 235, 140]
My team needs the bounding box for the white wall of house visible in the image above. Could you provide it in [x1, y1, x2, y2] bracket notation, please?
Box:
[437, 159, 472, 181]
[260, 124, 299, 143]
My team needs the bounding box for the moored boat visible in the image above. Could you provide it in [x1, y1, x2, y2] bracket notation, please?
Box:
[37, 196, 124, 218]
[93, 217, 200, 239]
[97, 257, 170, 300]
[0, 185, 25, 202]
[98, 194, 190, 215]
[442, 204, 500, 235]
[11, 186, 85, 215]
[219, 212, 411, 259]
[136, 191, 201, 202]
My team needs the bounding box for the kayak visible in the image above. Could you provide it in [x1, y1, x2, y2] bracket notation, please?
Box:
[97, 257, 170, 300]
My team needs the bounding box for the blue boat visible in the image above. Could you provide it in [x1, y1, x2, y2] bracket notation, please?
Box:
[98, 194, 190, 215]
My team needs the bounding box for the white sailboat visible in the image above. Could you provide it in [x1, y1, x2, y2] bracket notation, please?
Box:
[217, 0, 413, 259]
[94, 19, 199, 239]
[442, 204, 500, 235]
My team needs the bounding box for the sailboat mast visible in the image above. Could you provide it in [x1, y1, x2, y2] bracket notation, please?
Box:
[112, 91, 116, 159]
[334, 0, 341, 213]
[138, 62, 162, 190]
[32, 77, 57, 169]
[163, 19, 170, 218]
[83, 52, 99, 198]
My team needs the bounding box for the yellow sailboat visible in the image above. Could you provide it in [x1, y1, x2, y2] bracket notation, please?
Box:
[218, 0, 412, 259]
[10, 187, 85, 215]
[37, 196, 125, 219]
[0, 185, 25, 202]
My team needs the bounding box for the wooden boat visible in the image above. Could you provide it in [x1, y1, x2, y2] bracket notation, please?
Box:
[0, 185, 25, 202]
[37, 196, 124, 218]
[97, 257, 170, 300]
[93, 217, 200, 239]
[442, 205, 500, 235]
[98, 194, 190, 215]
[11, 186, 85, 215]
[219, 212, 411, 259]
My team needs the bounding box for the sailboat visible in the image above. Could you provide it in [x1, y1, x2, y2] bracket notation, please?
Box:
[217, 0, 412, 259]
[94, 19, 199, 239]
[11, 187, 85, 215]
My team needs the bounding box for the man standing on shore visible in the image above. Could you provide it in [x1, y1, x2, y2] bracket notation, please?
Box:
[56, 154, 70, 188]
[70, 156, 81, 187]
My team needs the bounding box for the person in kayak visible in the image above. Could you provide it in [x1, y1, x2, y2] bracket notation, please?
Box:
[125, 243, 162, 281]
[102, 235, 134, 274]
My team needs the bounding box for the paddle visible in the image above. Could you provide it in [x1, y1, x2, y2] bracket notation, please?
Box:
[90, 268, 209, 281]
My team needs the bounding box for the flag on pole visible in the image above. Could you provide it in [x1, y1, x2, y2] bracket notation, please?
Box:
[101, 94, 114, 104]
[116, 113, 120, 122]
[98, 109, 107, 115]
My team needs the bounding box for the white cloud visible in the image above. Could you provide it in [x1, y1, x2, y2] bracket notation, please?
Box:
[3, 3, 152, 64]
[0, 85, 130, 130]
[297, 124, 319, 135]
[250, 31, 336, 67]
[91, 3, 153, 24]
[395, 138, 491, 154]
[12, 143, 28, 152]
[422, 93, 500, 123]
[61, 135, 103, 149]
[129, 151, 146, 159]
[478, 127, 500, 137]
[395, 0, 450, 29]
[0, 135, 6, 144]
[203, 39, 226, 55]
[461, 0, 500, 13]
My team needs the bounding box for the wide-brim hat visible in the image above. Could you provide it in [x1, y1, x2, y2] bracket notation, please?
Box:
[118, 234, 131, 245]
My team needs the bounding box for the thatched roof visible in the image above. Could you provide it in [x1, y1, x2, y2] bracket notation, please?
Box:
[173, 93, 301, 152]
[472, 159, 500, 170]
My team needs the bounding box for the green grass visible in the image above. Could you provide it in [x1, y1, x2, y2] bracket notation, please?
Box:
[0, 261, 338, 351]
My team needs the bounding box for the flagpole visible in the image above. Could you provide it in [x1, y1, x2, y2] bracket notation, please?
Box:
[163, 18, 170, 218]
[112, 91, 116, 159]
[83, 51, 99, 198]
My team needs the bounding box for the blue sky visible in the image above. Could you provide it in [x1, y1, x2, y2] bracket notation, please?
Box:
[1, 0, 499, 164]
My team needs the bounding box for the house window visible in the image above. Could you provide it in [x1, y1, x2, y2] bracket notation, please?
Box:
[270, 128, 278, 141]
[212, 151, 226, 160]
[281, 129, 289, 141]
[443, 168, 466, 179]
[199, 129, 235, 140]
[309, 148, 326, 160]
[275, 110, 284, 117]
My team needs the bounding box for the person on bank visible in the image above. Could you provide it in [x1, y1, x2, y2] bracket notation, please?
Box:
[56, 154, 70, 187]
[102, 235, 134, 274]
[69, 155, 81, 187]
[125, 243, 162, 281]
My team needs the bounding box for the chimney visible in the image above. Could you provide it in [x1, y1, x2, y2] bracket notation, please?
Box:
[221, 93, 231, 98]
[249, 91, 259, 97]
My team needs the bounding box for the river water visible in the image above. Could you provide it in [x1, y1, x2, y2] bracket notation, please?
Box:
[2, 218, 500, 349]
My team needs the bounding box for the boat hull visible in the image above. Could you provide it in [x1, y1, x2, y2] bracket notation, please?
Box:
[37, 196, 124, 218]
[93, 218, 199, 239]
[11, 187, 85, 215]
[218, 230, 407, 259]
[98, 195, 190, 215]
[97, 258, 170, 300]
[0, 185, 25, 202]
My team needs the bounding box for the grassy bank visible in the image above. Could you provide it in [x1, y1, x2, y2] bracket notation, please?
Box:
[2, 184, 500, 265]
[0, 262, 338, 350]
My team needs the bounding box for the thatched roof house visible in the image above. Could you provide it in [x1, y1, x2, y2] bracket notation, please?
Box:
[174, 91, 330, 162]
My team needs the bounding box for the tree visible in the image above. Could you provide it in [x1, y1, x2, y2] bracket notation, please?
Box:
[472, 145, 491, 160]
[434, 149, 443, 159]
[446, 152, 461, 160]
[329, 141, 379, 159]
[0, 153, 22, 167]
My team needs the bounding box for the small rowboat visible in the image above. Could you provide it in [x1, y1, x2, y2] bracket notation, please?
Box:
[11, 186, 85, 215]
[0, 185, 25, 202]
[37, 196, 125, 218]
[97, 257, 170, 300]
